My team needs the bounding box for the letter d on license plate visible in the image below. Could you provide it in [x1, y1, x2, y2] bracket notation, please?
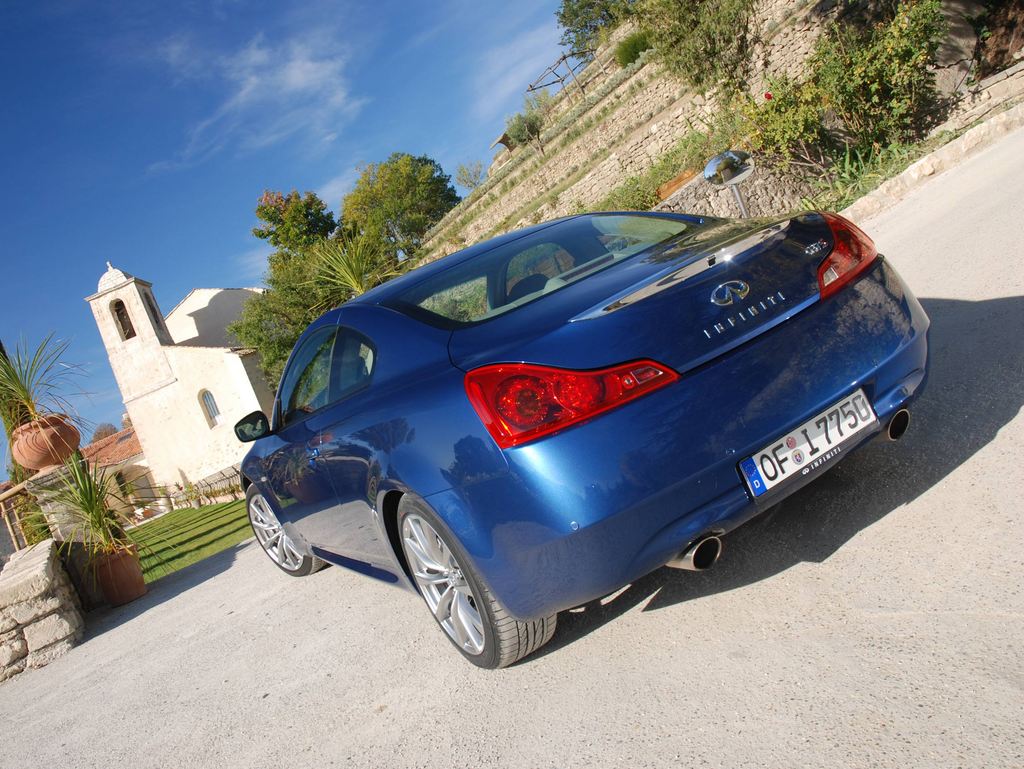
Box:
[739, 390, 876, 497]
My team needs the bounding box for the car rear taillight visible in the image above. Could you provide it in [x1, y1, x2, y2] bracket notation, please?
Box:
[465, 360, 679, 448]
[818, 212, 879, 299]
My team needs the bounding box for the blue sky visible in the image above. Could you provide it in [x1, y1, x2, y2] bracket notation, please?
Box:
[0, 0, 563, 458]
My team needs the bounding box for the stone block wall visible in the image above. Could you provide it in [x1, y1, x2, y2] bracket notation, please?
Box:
[655, 162, 817, 219]
[933, 60, 1024, 133]
[421, 0, 838, 259]
[431, 56, 689, 252]
[0, 539, 84, 682]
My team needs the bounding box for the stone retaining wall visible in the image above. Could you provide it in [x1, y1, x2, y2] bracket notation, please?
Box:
[0, 539, 84, 682]
[654, 162, 816, 219]
[421, 0, 837, 259]
[934, 60, 1024, 133]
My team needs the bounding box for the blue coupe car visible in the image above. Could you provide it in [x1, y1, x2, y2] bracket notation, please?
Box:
[234, 211, 929, 668]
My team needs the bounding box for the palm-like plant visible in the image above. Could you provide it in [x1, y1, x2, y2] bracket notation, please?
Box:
[53, 453, 150, 605]
[305, 232, 400, 313]
[53, 454, 135, 558]
[0, 334, 79, 437]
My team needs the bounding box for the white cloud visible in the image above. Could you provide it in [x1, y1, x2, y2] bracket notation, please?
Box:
[151, 31, 364, 171]
[472, 22, 563, 124]
[234, 243, 274, 282]
[316, 168, 358, 212]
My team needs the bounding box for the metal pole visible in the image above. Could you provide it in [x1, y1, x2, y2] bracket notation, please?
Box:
[731, 186, 750, 218]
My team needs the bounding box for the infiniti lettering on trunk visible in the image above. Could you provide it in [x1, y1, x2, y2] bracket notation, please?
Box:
[703, 291, 788, 339]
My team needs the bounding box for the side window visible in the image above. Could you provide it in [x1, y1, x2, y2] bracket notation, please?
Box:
[419, 275, 489, 323]
[278, 328, 337, 427]
[331, 329, 376, 401]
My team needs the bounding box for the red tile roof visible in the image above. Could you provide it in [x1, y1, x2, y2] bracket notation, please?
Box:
[81, 428, 143, 466]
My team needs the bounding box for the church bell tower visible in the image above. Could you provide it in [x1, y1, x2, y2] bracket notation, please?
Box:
[85, 263, 175, 404]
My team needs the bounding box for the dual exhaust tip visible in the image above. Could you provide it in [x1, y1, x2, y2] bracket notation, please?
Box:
[667, 409, 911, 573]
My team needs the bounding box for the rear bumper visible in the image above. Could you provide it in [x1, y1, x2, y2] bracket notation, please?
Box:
[428, 259, 930, 620]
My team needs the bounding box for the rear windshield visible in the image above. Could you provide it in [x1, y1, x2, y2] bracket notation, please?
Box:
[386, 214, 692, 327]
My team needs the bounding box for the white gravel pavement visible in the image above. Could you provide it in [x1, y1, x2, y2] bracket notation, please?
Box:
[2, 127, 1023, 769]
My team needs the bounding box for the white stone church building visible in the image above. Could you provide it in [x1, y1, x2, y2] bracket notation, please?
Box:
[86, 263, 274, 490]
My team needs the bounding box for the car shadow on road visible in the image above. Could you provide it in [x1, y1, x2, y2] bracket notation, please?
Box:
[79, 540, 253, 641]
[537, 295, 1024, 657]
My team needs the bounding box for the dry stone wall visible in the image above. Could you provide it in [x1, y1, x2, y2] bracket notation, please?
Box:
[749, 0, 836, 95]
[655, 162, 816, 219]
[422, 0, 836, 260]
[433, 56, 689, 252]
[0, 539, 84, 682]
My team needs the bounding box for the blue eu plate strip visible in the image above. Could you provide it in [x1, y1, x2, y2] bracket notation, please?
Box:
[739, 457, 767, 497]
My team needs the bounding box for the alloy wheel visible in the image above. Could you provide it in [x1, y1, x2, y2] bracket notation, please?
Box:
[401, 513, 486, 655]
[249, 493, 305, 572]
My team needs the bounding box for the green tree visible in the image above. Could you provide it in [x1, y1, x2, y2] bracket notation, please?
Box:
[341, 153, 460, 261]
[228, 249, 333, 384]
[252, 190, 336, 254]
[556, 0, 633, 52]
[229, 190, 339, 383]
[505, 93, 552, 155]
[455, 160, 485, 191]
[506, 111, 544, 152]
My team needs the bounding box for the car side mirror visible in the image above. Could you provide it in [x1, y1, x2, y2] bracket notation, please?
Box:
[234, 410, 272, 442]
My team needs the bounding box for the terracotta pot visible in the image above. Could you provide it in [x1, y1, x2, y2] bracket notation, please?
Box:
[10, 414, 81, 470]
[94, 546, 147, 606]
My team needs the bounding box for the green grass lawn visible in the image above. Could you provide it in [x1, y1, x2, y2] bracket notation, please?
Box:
[132, 499, 251, 583]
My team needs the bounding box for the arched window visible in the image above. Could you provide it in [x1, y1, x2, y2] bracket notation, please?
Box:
[143, 291, 163, 331]
[111, 300, 136, 340]
[200, 390, 221, 427]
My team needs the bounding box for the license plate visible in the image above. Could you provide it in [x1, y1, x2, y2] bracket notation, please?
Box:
[739, 390, 877, 497]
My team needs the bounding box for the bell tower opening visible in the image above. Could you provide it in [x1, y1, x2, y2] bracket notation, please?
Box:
[111, 299, 136, 340]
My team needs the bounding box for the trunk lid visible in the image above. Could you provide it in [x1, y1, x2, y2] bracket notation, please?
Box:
[449, 214, 834, 373]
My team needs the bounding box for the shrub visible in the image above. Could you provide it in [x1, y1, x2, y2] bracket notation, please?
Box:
[740, 1, 945, 168]
[637, 0, 757, 92]
[802, 142, 925, 210]
[740, 75, 829, 169]
[615, 30, 651, 67]
[810, 0, 946, 148]
[21, 510, 51, 545]
[597, 175, 659, 210]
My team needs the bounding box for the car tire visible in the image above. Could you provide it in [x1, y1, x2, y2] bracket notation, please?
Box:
[246, 485, 326, 577]
[397, 495, 556, 668]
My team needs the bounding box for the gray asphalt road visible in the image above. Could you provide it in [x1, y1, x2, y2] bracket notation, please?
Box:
[3, 128, 1023, 769]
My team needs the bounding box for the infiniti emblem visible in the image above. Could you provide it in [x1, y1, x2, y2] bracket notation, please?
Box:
[710, 280, 750, 306]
